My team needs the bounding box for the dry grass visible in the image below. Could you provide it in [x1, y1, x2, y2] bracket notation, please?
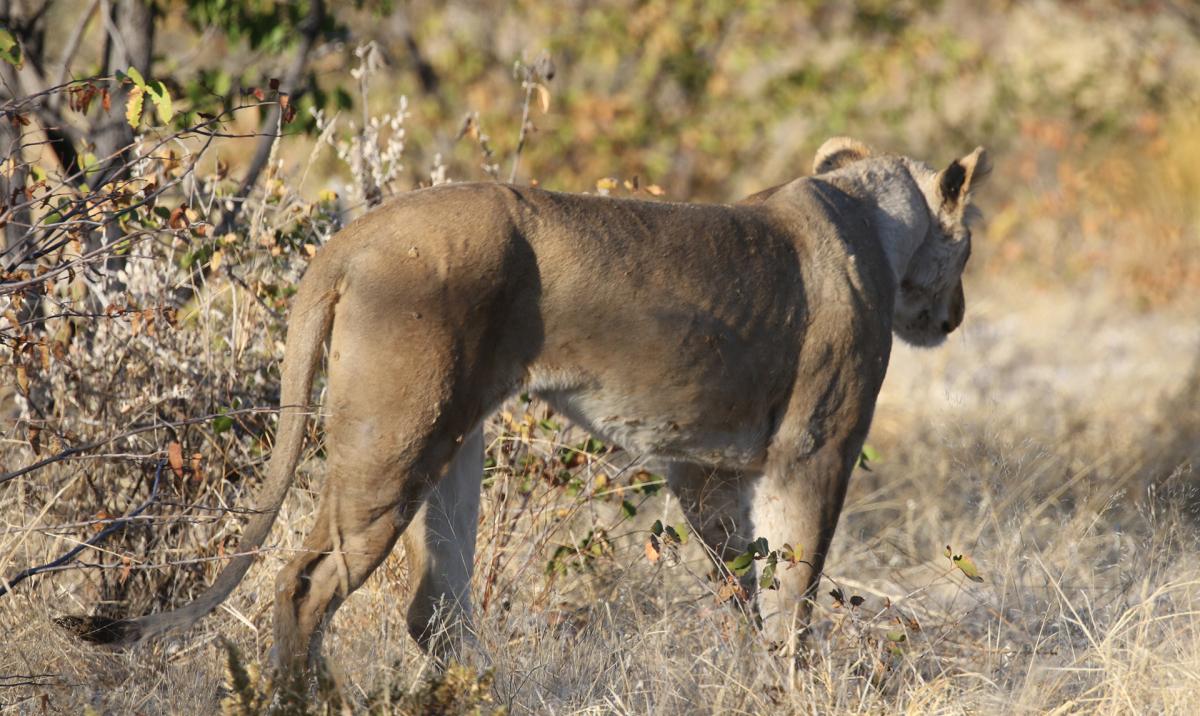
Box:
[2, 279, 1197, 714]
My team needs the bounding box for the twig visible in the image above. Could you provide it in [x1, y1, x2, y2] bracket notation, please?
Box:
[0, 103, 258, 276]
[0, 673, 58, 688]
[0, 407, 287, 486]
[508, 69, 536, 184]
[0, 459, 164, 598]
[508, 52, 553, 184]
[355, 42, 383, 207]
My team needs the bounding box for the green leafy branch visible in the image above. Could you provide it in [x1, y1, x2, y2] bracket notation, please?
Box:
[644, 518, 689, 563]
[724, 538, 803, 590]
[116, 66, 174, 128]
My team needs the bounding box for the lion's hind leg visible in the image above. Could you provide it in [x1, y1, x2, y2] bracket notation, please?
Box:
[271, 319, 480, 685]
[402, 424, 485, 663]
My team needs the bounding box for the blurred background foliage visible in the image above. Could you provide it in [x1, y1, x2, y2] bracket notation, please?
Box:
[5, 0, 1200, 305]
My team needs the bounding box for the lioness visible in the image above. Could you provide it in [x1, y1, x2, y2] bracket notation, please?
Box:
[76, 137, 989, 680]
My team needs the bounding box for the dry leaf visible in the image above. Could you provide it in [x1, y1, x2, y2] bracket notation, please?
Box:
[15, 364, 28, 394]
[535, 83, 551, 113]
[645, 536, 661, 564]
[646, 184, 665, 196]
[168, 441, 184, 479]
[125, 86, 144, 128]
[716, 576, 748, 604]
[168, 205, 188, 229]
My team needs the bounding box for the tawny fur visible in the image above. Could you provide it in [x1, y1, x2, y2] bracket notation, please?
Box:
[73, 138, 990, 682]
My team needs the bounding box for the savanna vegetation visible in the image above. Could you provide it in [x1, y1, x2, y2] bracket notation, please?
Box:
[1, 1, 1198, 713]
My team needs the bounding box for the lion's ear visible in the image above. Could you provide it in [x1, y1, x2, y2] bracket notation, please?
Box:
[938, 146, 991, 207]
[813, 137, 873, 174]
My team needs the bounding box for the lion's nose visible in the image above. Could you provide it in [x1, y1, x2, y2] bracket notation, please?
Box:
[941, 320, 953, 333]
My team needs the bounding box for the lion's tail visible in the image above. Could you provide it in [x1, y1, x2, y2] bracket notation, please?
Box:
[65, 271, 340, 647]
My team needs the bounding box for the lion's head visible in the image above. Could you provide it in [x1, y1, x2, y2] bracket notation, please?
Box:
[814, 137, 991, 347]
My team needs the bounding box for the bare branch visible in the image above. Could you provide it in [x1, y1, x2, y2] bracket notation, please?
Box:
[0, 460, 165, 598]
[52, 0, 102, 90]
[0, 407, 285, 486]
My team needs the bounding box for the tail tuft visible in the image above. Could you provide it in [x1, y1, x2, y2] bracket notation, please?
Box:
[55, 614, 142, 646]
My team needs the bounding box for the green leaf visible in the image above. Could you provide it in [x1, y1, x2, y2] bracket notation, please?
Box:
[759, 558, 777, 589]
[672, 523, 689, 544]
[650, 519, 664, 537]
[885, 629, 907, 643]
[538, 418, 561, 433]
[580, 437, 605, 454]
[858, 444, 881, 470]
[725, 551, 754, 576]
[212, 415, 234, 434]
[953, 554, 984, 582]
[125, 66, 146, 89]
[149, 81, 173, 123]
[0, 27, 23, 68]
[748, 537, 770, 558]
[620, 500, 637, 519]
[780, 542, 802, 563]
[78, 152, 101, 178]
[631, 472, 664, 496]
[126, 86, 145, 128]
[945, 545, 985, 582]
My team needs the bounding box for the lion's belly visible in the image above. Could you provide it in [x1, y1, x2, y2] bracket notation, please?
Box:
[536, 386, 774, 471]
